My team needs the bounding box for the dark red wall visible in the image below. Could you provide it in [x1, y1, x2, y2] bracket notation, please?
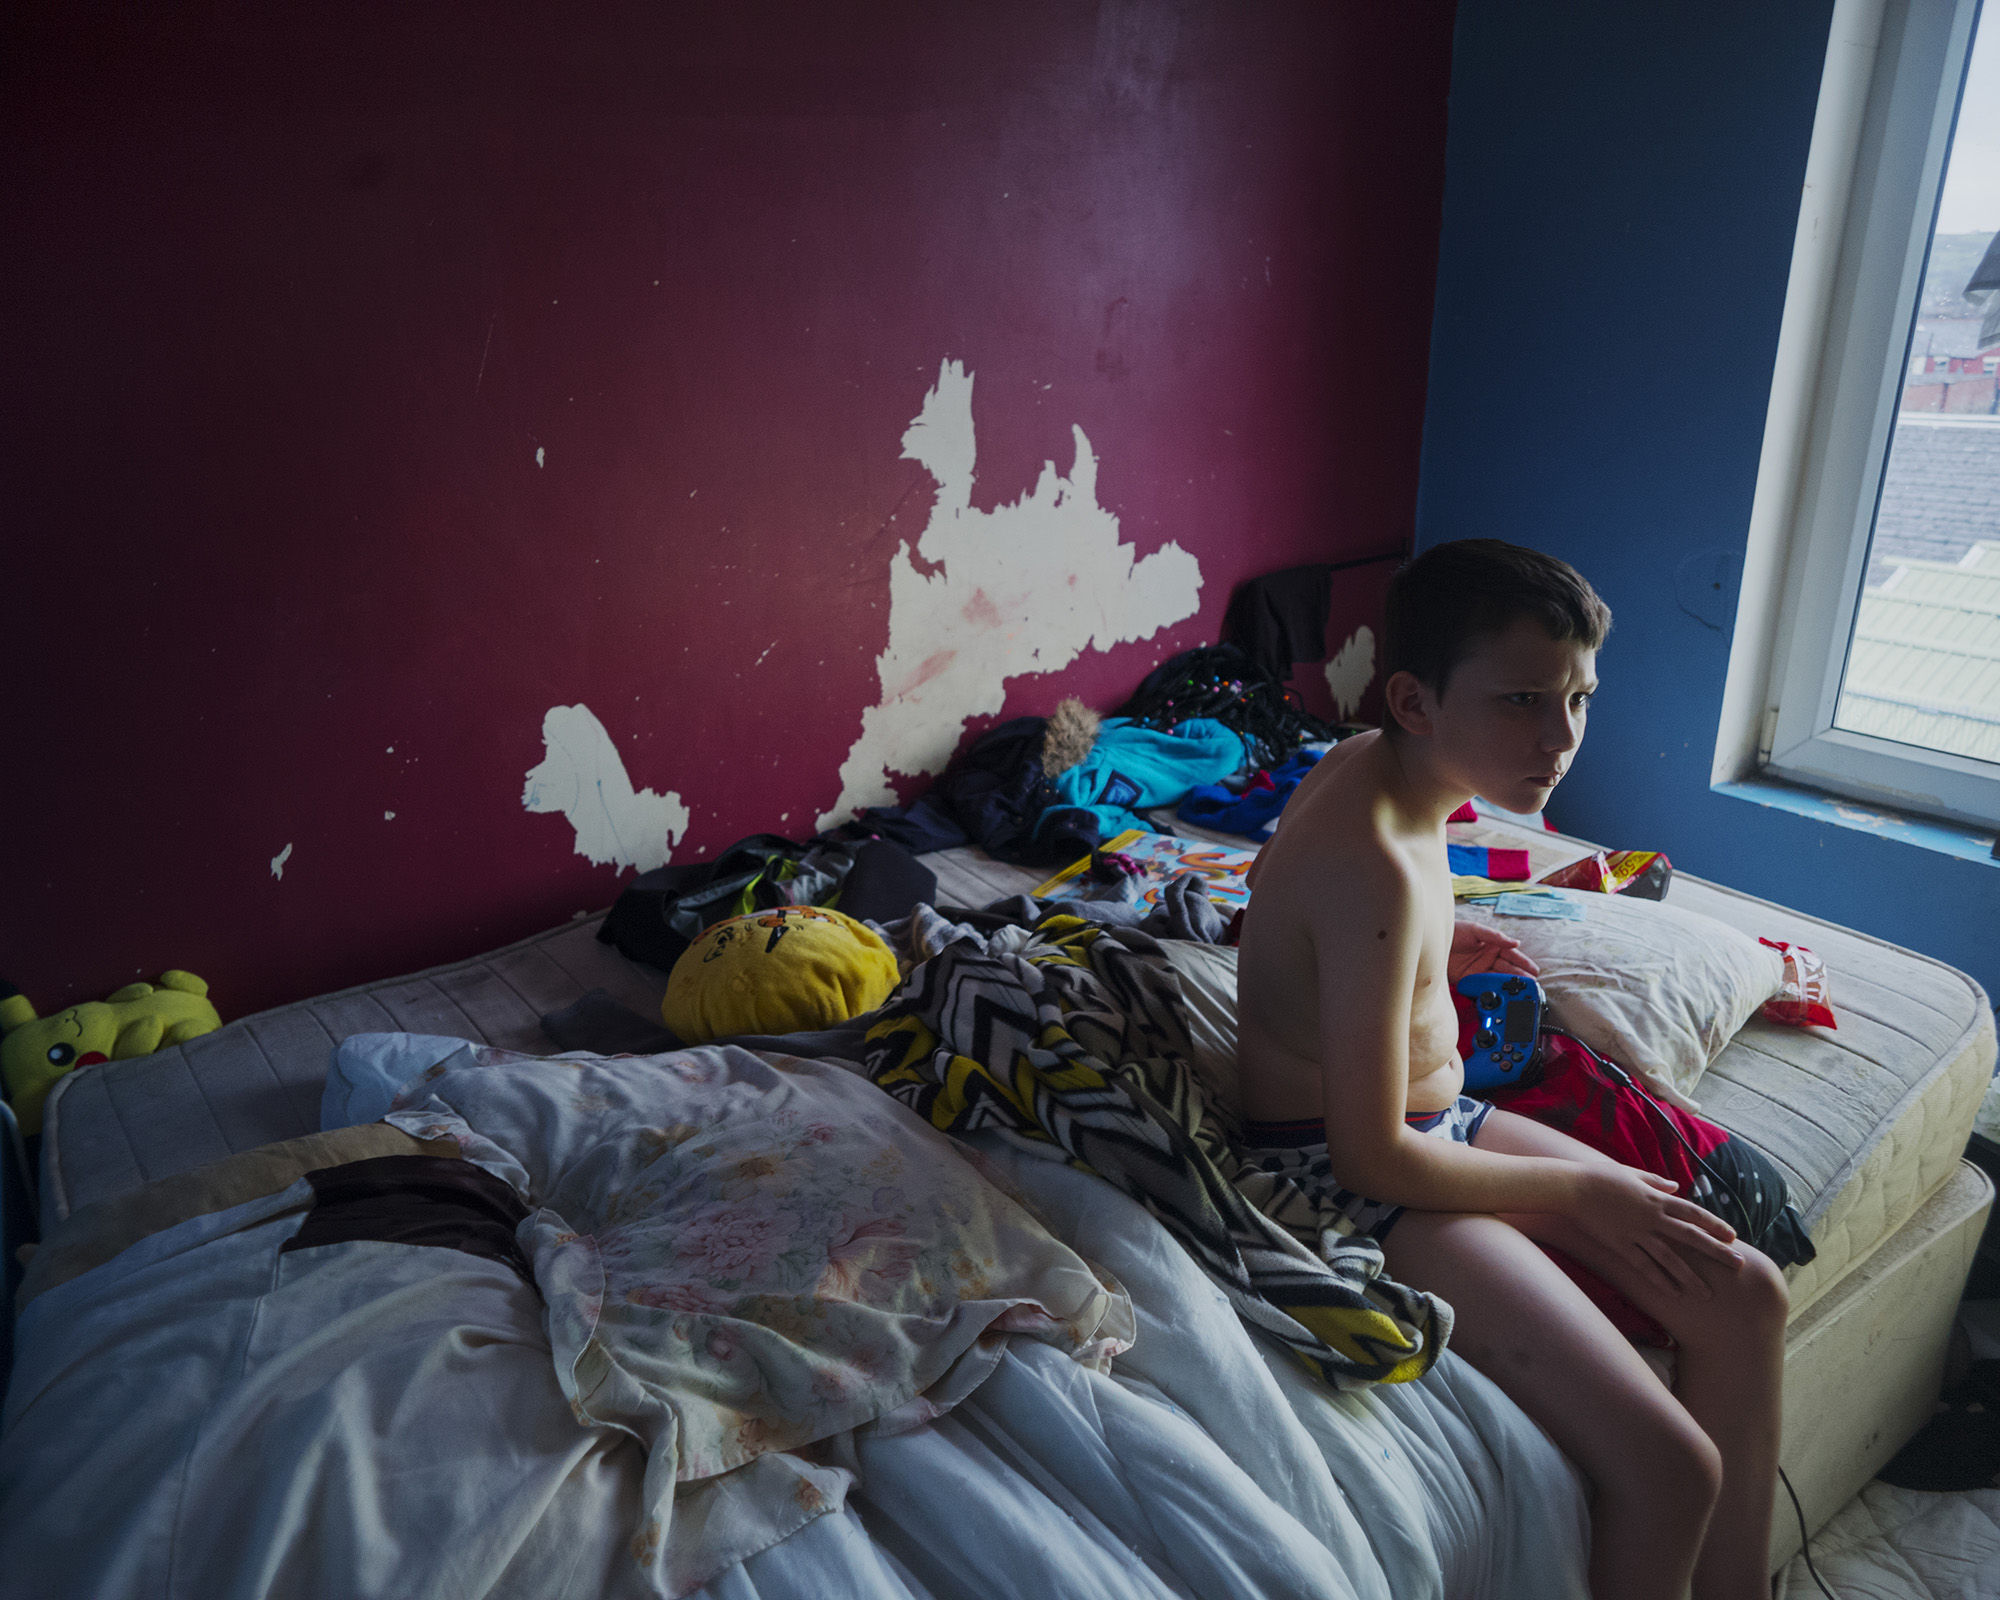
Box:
[3, 1, 1456, 1019]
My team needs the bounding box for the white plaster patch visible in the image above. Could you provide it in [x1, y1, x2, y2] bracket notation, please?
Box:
[384, 811, 396, 821]
[523, 703, 689, 874]
[1324, 625, 1376, 722]
[817, 359, 1202, 828]
[535, 447, 546, 468]
[270, 842, 293, 881]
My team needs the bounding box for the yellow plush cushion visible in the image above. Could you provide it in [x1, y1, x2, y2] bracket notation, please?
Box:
[663, 906, 901, 1044]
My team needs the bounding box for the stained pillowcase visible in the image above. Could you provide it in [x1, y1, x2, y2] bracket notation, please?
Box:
[383, 1043, 1134, 1592]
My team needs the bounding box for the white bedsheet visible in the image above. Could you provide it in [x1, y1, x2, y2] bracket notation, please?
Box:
[0, 1138, 1591, 1600]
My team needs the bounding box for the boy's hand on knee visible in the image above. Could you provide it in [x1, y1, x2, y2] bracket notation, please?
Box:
[1573, 1166, 1742, 1300]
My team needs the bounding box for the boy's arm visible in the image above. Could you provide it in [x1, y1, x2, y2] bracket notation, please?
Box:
[1312, 860, 1741, 1298]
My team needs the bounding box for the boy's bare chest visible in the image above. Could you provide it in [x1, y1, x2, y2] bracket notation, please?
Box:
[1235, 841, 1465, 1118]
[1406, 872, 1465, 1095]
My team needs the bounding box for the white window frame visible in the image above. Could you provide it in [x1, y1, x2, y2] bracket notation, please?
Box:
[1719, 0, 2000, 829]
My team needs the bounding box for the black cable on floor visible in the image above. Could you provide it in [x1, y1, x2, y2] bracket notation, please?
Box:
[1779, 1465, 1837, 1599]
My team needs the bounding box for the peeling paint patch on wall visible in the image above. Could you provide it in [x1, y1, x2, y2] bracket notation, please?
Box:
[818, 359, 1203, 828]
[270, 842, 293, 881]
[1324, 625, 1376, 721]
[523, 703, 689, 873]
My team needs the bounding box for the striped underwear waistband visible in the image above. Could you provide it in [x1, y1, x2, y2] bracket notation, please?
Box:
[1242, 1105, 1456, 1147]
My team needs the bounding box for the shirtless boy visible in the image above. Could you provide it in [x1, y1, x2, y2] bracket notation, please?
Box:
[1237, 540, 1787, 1600]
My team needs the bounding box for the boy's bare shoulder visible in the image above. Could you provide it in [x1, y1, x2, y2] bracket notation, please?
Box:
[1250, 736, 1418, 909]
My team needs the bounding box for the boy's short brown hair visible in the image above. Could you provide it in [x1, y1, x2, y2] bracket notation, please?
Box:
[1383, 539, 1611, 701]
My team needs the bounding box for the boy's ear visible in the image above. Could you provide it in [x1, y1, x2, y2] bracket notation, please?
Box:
[1383, 670, 1433, 736]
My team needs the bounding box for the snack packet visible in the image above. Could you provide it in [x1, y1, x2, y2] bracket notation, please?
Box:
[1757, 939, 1837, 1029]
[1538, 849, 1673, 901]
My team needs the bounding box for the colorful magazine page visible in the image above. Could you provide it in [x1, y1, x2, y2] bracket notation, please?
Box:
[1031, 830, 1260, 911]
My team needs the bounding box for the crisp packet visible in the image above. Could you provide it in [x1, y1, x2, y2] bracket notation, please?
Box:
[1538, 849, 1673, 900]
[1758, 938, 1837, 1029]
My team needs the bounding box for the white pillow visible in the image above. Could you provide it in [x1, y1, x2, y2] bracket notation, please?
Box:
[320, 1032, 473, 1130]
[1454, 891, 1785, 1109]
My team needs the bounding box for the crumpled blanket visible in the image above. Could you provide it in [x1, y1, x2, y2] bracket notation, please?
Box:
[385, 1043, 1133, 1596]
[861, 906, 1451, 1390]
[936, 873, 1234, 945]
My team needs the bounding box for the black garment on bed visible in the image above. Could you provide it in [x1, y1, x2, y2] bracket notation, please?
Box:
[597, 835, 936, 971]
[284, 1155, 532, 1281]
[1221, 547, 1408, 683]
[845, 716, 1102, 867]
[1224, 565, 1335, 681]
[1113, 645, 1335, 770]
[840, 839, 941, 924]
[540, 988, 684, 1055]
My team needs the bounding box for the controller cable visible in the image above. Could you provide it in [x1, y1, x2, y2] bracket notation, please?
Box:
[1535, 1028, 1837, 1598]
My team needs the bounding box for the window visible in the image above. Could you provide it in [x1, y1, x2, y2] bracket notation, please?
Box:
[1728, 0, 2000, 828]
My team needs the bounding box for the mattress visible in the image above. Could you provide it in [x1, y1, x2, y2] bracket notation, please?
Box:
[39, 826, 1995, 1328]
[38, 914, 668, 1222]
[1447, 817, 1997, 1316]
[38, 848, 1036, 1222]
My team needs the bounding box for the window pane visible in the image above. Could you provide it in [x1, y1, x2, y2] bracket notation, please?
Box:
[1833, 11, 2000, 767]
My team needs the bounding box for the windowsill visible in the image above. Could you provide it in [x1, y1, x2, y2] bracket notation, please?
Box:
[1714, 775, 2000, 866]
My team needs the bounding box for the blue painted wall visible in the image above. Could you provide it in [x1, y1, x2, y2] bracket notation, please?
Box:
[1417, 0, 2000, 1007]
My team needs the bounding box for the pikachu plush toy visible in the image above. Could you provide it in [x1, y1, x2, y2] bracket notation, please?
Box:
[0, 973, 221, 1137]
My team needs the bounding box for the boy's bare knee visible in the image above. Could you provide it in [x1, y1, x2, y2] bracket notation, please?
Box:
[1720, 1249, 1789, 1337]
[1661, 1424, 1724, 1528]
[1749, 1250, 1790, 1324]
[1607, 1409, 1722, 1525]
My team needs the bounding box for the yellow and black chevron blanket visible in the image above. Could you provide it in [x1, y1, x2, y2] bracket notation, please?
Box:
[863, 907, 1450, 1390]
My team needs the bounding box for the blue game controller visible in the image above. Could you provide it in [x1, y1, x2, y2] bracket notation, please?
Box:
[1455, 971, 1545, 1092]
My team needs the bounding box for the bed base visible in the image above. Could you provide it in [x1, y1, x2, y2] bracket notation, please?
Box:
[1770, 1158, 1994, 1571]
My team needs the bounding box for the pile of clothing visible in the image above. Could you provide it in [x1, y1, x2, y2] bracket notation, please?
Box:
[602, 579, 1376, 976]
[849, 641, 1340, 865]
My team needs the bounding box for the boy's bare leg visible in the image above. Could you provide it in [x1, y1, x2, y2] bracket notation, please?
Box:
[1382, 1208, 1723, 1600]
[1473, 1107, 1789, 1600]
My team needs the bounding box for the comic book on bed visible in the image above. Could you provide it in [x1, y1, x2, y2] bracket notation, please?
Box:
[1029, 829, 1258, 911]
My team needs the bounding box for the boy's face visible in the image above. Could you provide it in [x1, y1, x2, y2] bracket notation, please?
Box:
[1410, 615, 1598, 814]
